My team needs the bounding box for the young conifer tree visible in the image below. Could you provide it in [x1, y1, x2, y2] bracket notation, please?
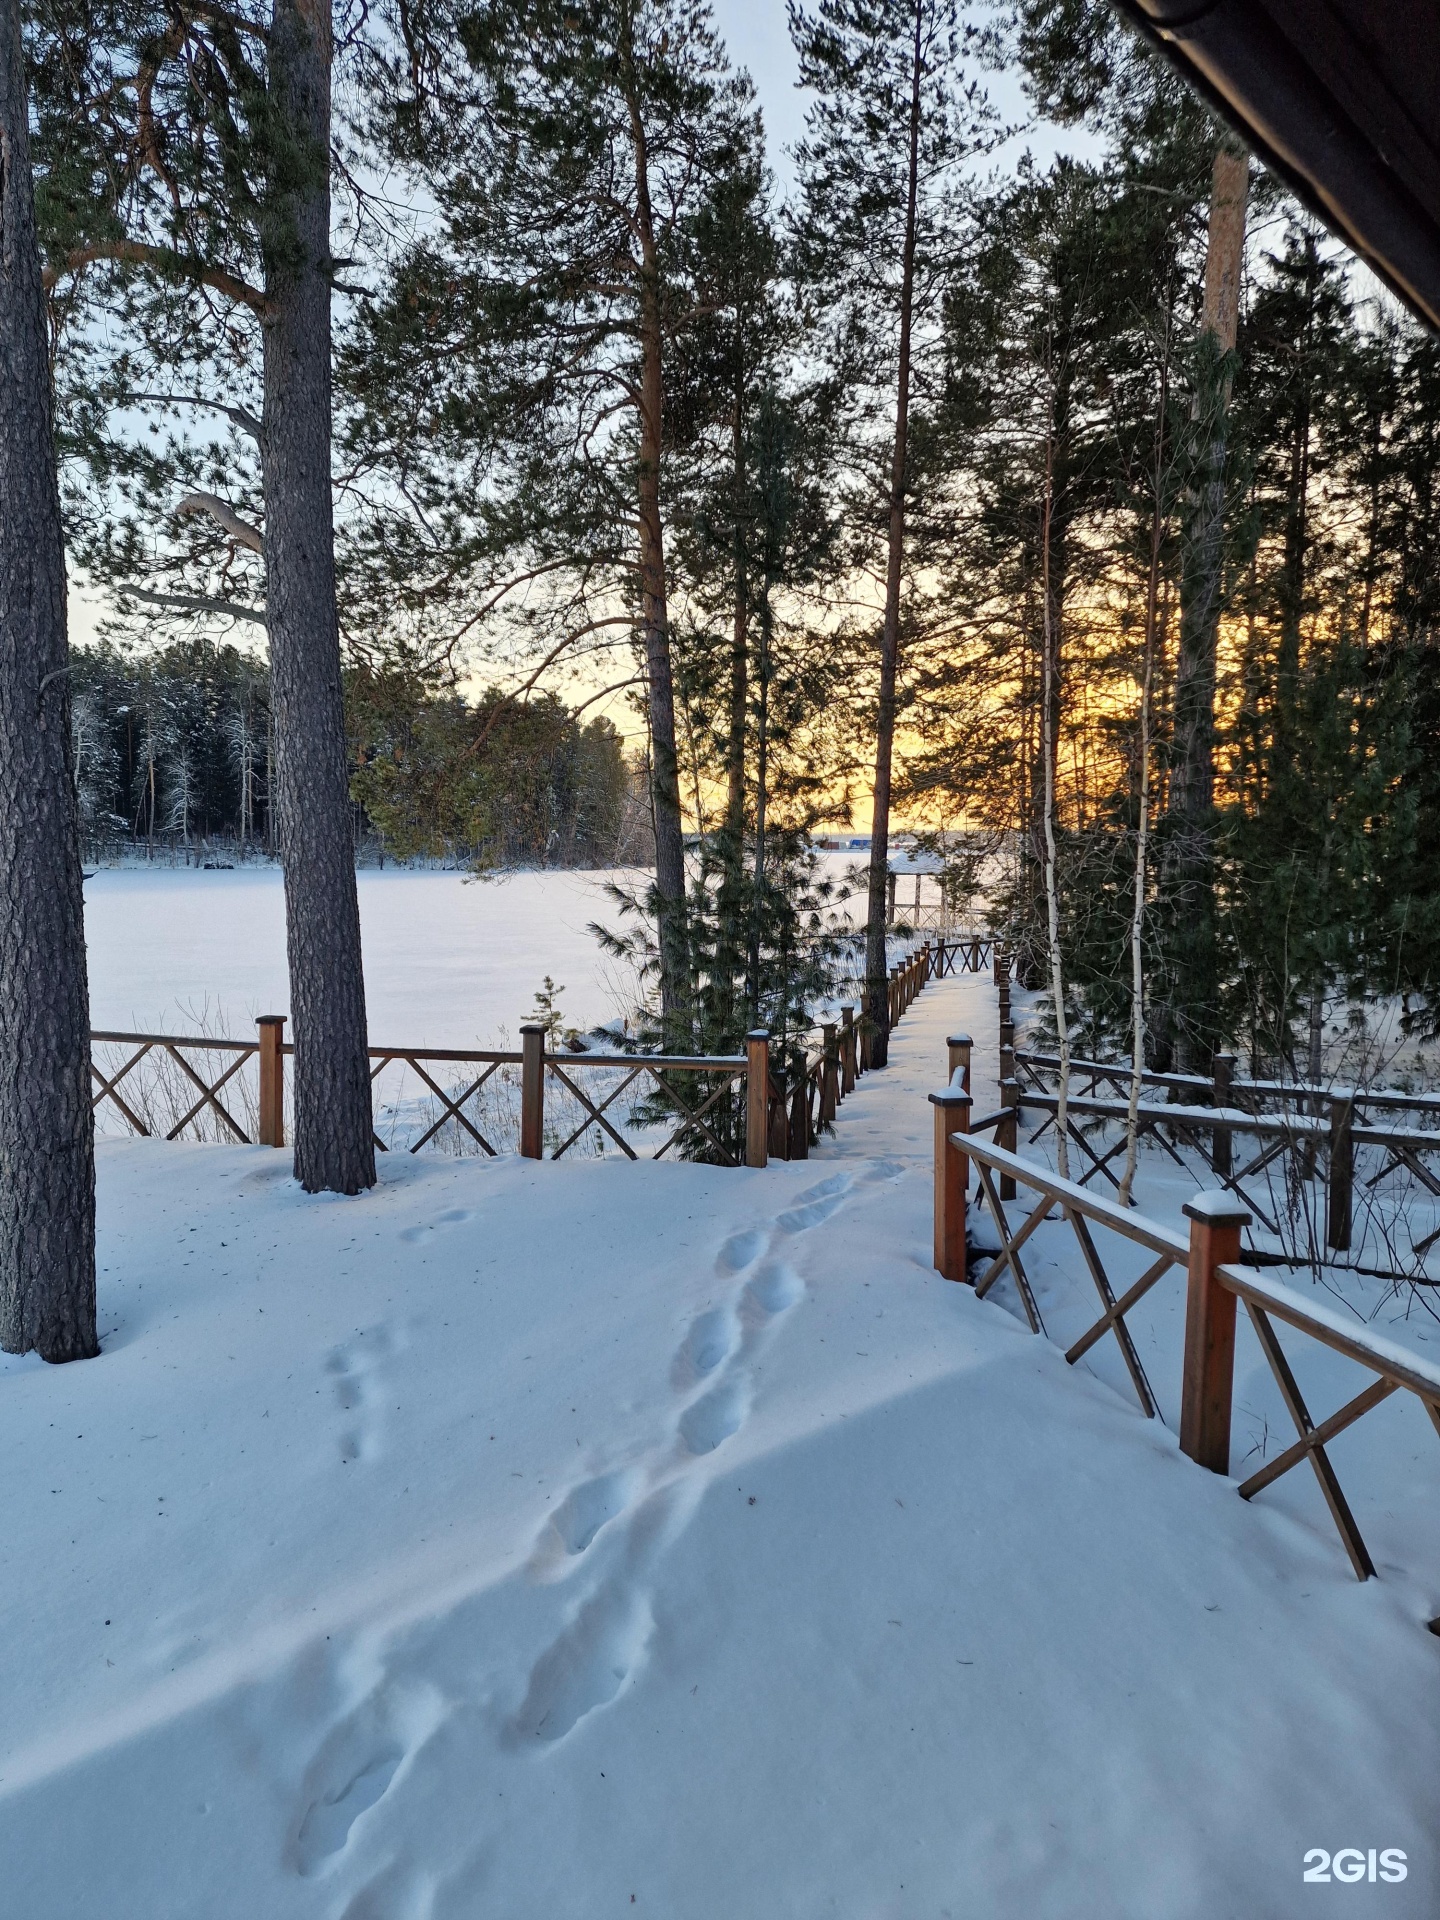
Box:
[0, 0, 97, 1360]
[369, 0, 759, 1041]
[789, 0, 990, 1066]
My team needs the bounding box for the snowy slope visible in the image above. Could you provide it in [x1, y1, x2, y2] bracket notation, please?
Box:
[4, 976, 1438, 1917]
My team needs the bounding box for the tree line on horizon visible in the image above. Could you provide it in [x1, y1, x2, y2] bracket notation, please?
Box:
[6, 0, 1440, 1359]
[69, 641, 635, 870]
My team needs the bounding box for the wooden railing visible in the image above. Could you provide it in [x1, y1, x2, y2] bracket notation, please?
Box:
[929, 1106, 1440, 1598]
[89, 928, 972, 1166]
[1011, 1047, 1440, 1258]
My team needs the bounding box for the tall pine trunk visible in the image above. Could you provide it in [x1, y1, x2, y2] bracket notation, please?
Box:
[0, 0, 98, 1360]
[261, 0, 375, 1194]
[726, 377, 748, 845]
[863, 0, 924, 1070]
[1164, 140, 1248, 1071]
[1120, 305, 1173, 1207]
[620, 35, 687, 1039]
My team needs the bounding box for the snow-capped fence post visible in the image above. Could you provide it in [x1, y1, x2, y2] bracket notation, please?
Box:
[1327, 1094, 1354, 1251]
[257, 1015, 286, 1148]
[1179, 1193, 1252, 1474]
[947, 1031, 972, 1092]
[1211, 1052, 1236, 1177]
[841, 1007, 857, 1094]
[999, 1077, 1019, 1200]
[520, 1023, 546, 1159]
[745, 1031, 770, 1170]
[930, 1087, 972, 1281]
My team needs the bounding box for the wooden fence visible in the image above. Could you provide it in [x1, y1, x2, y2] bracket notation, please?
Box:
[89, 928, 983, 1167]
[929, 1091, 1440, 1600]
[1010, 1046, 1440, 1261]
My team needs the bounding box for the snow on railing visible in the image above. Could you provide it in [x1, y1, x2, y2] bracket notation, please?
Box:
[929, 1109, 1440, 1602]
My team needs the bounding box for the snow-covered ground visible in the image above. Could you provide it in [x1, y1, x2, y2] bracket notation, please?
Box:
[6, 965, 1439, 1916]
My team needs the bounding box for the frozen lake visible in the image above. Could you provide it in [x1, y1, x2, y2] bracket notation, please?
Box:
[83, 855, 872, 1047]
[83, 866, 653, 1047]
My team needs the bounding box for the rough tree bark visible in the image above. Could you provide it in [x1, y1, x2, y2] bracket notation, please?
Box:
[0, 0, 98, 1360]
[726, 375, 748, 845]
[623, 45, 688, 1039]
[1163, 140, 1249, 1071]
[1038, 410, 1070, 1179]
[261, 0, 375, 1194]
[863, 0, 924, 1071]
[1120, 301, 1174, 1208]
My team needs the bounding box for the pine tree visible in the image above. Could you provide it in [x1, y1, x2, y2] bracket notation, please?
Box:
[31, 0, 376, 1191]
[0, 0, 97, 1360]
[789, 0, 991, 1066]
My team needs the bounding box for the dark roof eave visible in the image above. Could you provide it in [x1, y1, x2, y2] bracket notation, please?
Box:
[1115, 0, 1440, 333]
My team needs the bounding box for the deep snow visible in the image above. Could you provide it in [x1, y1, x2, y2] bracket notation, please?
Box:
[5, 966, 1439, 1917]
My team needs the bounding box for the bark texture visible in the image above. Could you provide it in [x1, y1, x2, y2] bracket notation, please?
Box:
[261, 0, 375, 1194]
[863, 0, 924, 1071]
[624, 50, 688, 1035]
[1162, 141, 1248, 1072]
[0, 0, 98, 1361]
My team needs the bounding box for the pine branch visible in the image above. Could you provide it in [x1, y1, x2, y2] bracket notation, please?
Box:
[43, 241, 267, 315]
[117, 586, 266, 627]
[176, 492, 265, 554]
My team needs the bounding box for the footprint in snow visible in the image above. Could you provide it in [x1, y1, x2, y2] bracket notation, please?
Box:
[679, 1376, 749, 1456]
[503, 1582, 654, 1747]
[326, 1325, 397, 1464]
[743, 1260, 804, 1318]
[534, 1467, 645, 1570]
[671, 1304, 741, 1391]
[400, 1206, 473, 1245]
[776, 1171, 853, 1234]
[716, 1225, 766, 1274]
[290, 1682, 443, 1877]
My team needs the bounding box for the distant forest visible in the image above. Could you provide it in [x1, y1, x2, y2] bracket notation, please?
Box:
[71, 642, 640, 869]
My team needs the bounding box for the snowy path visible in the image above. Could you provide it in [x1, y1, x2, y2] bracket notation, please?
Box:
[3, 974, 1438, 1916]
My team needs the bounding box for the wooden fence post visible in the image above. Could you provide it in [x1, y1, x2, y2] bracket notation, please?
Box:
[999, 1076, 1018, 1200]
[930, 1087, 972, 1281]
[745, 1031, 770, 1170]
[841, 1006, 857, 1094]
[1327, 1094, 1354, 1252]
[1212, 1051, 1236, 1178]
[999, 1017, 1015, 1089]
[947, 1031, 972, 1093]
[788, 1072, 810, 1159]
[1178, 1193, 1252, 1474]
[821, 1023, 839, 1125]
[520, 1022, 546, 1160]
[257, 1015, 286, 1148]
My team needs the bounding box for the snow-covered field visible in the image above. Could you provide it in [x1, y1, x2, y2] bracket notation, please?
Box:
[6, 945, 1440, 1916]
[84, 865, 655, 1044]
[82, 856, 874, 1044]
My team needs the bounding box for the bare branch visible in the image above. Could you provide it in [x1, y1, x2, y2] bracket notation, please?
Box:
[118, 585, 267, 627]
[176, 492, 265, 554]
[124, 390, 262, 440]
